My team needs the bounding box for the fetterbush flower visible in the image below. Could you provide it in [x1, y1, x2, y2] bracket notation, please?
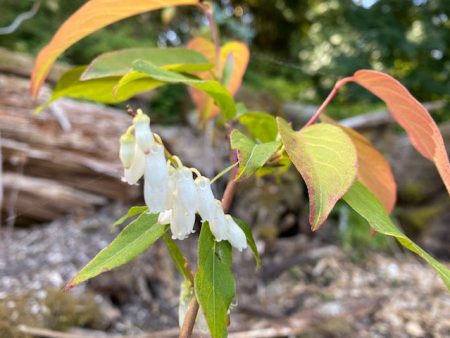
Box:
[119, 110, 248, 250]
[133, 109, 154, 154]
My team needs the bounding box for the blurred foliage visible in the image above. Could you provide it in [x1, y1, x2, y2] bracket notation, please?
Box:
[1, 0, 448, 121]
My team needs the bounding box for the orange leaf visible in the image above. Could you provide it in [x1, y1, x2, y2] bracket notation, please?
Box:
[187, 38, 249, 119]
[353, 70, 450, 194]
[31, 0, 198, 97]
[342, 127, 397, 213]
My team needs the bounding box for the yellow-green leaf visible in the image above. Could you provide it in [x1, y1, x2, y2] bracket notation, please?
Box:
[239, 111, 278, 143]
[132, 59, 236, 119]
[230, 129, 281, 179]
[344, 182, 450, 290]
[277, 118, 357, 230]
[41, 66, 163, 109]
[81, 47, 211, 80]
[31, 0, 199, 97]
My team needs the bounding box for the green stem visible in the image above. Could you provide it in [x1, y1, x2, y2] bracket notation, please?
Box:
[210, 161, 239, 184]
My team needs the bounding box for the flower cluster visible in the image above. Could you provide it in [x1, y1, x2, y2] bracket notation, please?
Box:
[119, 110, 247, 251]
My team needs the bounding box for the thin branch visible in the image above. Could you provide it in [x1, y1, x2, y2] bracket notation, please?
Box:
[303, 77, 354, 128]
[197, 2, 221, 77]
[0, 0, 41, 35]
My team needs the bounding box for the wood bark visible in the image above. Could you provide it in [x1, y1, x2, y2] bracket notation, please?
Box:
[0, 73, 140, 225]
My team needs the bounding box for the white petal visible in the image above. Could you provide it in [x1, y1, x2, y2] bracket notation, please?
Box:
[144, 180, 168, 214]
[122, 144, 145, 185]
[164, 172, 177, 210]
[119, 133, 135, 168]
[175, 167, 198, 212]
[195, 176, 216, 221]
[209, 200, 228, 241]
[144, 144, 169, 186]
[133, 112, 154, 154]
[158, 210, 172, 225]
[170, 205, 195, 240]
[225, 215, 247, 251]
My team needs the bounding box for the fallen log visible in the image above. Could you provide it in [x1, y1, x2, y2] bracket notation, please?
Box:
[0, 73, 140, 225]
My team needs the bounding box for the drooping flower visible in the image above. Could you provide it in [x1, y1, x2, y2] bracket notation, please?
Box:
[175, 167, 198, 212]
[133, 109, 154, 154]
[209, 200, 229, 242]
[144, 144, 169, 213]
[119, 133, 135, 169]
[122, 143, 145, 185]
[170, 204, 196, 240]
[224, 215, 247, 252]
[195, 176, 216, 221]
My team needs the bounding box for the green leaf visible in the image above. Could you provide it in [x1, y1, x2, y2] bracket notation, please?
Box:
[277, 118, 357, 230]
[81, 47, 212, 80]
[112, 206, 148, 229]
[230, 129, 280, 179]
[132, 59, 237, 120]
[195, 223, 235, 338]
[67, 213, 167, 288]
[239, 112, 278, 142]
[40, 66, 163, 109]
[233, 218, 261, 269]
[344, 182, 450, 290]
[163, 234, 192, 282]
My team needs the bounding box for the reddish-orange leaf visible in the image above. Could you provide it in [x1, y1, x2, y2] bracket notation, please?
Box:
[342, 127, 397, 213]
[353, 70, 450, 194]
[187, 37, 249, 119]
[31, 0, 198, 97]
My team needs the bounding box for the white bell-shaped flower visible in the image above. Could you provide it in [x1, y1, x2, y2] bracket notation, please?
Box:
[122, 144, 145, 185]
[170, 205, 196, 240]
[144, 144, 169, 185]
[144, 180, 168, 214]
[144, 144, 169, 214]
[224, 215, 247, 251]
[175, 167, 198, 212]
[119, 133, 135, 169]
[209, 200, 229, 241]
[133, 110, 154, 154]
[157, 210, 172, 225]
[195, 176, 216, 221]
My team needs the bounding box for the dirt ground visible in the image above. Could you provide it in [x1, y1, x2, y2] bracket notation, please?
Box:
[0, 204, 449, 338]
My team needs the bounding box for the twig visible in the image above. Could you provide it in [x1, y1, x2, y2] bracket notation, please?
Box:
[304, 77, 354, 127]
[228, 297, 383, 338]
[0, 0, 41, 35]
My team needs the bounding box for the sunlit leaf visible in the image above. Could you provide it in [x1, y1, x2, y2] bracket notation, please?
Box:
[239, 111, 278, 143]
[230, 129, 280, 179]
[233, 218, 261, 269]
[31, 0, 199, 97]
[277, 118, 358, 230]
[187, 38, 249, 120]
[132, 59, 236, 119]
[321, 116, 397, 213]
[81, 47, 211, 80]
[195, 223, 235, 338]
[41, 66, 163, 109]
[66, 213, 167, 288]
[353, 70, 450, 194]
[344, 182, 450, 290]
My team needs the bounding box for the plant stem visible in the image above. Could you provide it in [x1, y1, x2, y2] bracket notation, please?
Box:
[179, 124, 239, 338]
[197, 2, 221, 77]
[304, 76, 354, 127]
